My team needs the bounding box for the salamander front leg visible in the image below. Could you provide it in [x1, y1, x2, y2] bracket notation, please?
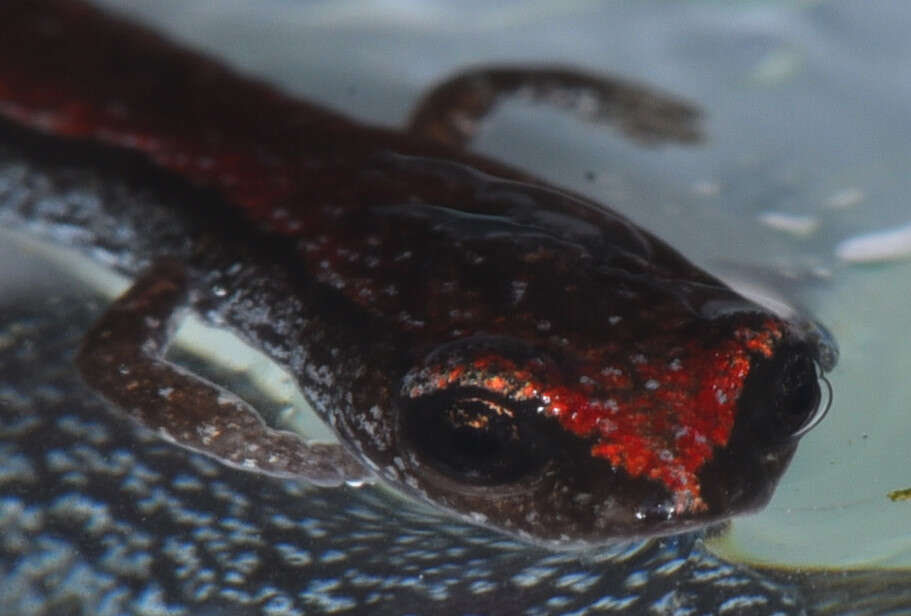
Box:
[77, 259, 370, 486]
[409, 66, 703, 149]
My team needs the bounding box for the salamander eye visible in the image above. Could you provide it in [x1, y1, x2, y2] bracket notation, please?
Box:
[773, 352, 824, 439]
[752, 347, 825, 443]
[398, 388, 552, 485]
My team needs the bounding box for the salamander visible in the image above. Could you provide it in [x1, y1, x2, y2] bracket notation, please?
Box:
[0, 0, 834, 547]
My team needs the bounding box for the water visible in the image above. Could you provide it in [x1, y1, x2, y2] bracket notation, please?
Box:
[3, 0, 911, 613]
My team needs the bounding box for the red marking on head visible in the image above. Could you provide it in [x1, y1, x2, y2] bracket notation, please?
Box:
[538, 319, 784, 513]
[737, 324, 781, 358]
[405, 319, 787, 514]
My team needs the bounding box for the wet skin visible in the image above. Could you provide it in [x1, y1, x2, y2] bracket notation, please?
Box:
[0, 1, 833, 547]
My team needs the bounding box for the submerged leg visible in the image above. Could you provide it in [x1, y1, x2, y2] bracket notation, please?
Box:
[408, 66, 703, 149]
[77, 259, 369, 486]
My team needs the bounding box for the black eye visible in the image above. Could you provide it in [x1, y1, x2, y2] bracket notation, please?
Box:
[772, 352, 823, 439]
[398, 388, 552, 485]
[742, 345, 824, 443]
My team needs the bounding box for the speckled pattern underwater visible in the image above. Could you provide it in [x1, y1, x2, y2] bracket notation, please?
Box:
[3, 1, 911, 615]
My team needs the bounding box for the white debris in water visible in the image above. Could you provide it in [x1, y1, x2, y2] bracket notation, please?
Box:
[825, 187, 865, 210]
[749, 47, 803, 85]
[692, 180, 720, 197]
[836, 221, 911, 263]
[757, 211, 819, 237]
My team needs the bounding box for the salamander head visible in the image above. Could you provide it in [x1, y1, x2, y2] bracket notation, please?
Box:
[387, 317, 825, 546]
[312, 158, 832, 547]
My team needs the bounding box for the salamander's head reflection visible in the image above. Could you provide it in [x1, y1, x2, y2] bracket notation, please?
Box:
[382, 324, 828, 547]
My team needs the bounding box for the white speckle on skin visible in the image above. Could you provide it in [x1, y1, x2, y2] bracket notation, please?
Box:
[510, 280, 528, 303]
[572, 493, 592, 505]
[197, 424, 218, 446]
[305, 364, 334, 388]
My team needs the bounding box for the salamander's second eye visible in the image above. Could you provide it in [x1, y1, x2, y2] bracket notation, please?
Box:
[399, 389, 551, 485]
[740, 344, 825, 445]
[772, 352, 823, 439]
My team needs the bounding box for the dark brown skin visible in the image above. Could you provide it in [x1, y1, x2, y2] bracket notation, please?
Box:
[0, 0, 833, 547]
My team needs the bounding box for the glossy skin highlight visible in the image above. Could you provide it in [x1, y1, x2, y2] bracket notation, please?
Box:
[0, 0, 832, 546]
